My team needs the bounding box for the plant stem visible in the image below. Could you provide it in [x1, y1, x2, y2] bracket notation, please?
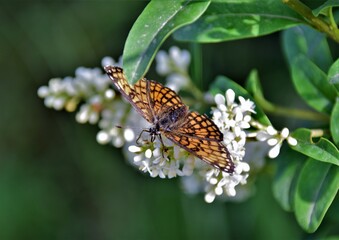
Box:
[328, 7, 337, 30]
[254, 94, 330, 122]
[283, 0, 339, 43]
[190, 42, 203, 89]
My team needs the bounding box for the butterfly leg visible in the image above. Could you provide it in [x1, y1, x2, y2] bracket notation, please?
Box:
[136, 129, 150, 145]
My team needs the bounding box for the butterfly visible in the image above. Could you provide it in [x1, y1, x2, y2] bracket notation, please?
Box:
[104, 66, 234, 173]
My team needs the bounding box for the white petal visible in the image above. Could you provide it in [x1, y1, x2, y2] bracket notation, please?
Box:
[267, 126, 278, 135]
[209, 177, 218, 185]
[226, 89, 235, 106]
[204, 191, 216, 203]
[101, 56, 116, 67]
[104, 89, 115, 99]
[268, 143, 281, 158]
[124, 128, 135, 142]
[128, 145, 141, 153]
[145, 149, 153, 159]
[281, 127, 290, 138]
[37, 86, 50, 98]
[287, 137, 298, 146]
[97, 131, 110, 144]
[214, 94, 225, 105]
[215, 186, 223, 195]
[267, 138, 278, 146]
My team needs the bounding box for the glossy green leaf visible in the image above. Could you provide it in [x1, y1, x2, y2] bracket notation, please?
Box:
[123, 0, 210, 84]
[312, 0, 339, 16]
[273, 147, 306, 211]
[291, 128, 339, 166]
[328, 58, 339, 93]
[294, 158, 339, 233]
[282, 26, 333, 72]
[331, 100, 339, 147]
[173, 0, 303, 42]
[210, 75, 271, 126]
[291, 55, 336, 114]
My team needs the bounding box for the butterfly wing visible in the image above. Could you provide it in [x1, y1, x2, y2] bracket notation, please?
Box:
[176, 111, 223, 140]
[147, 80, 186, 116]
[163, 111, 234, 173]
[105, 66, 234, 173]
[104, 66, 153, 122]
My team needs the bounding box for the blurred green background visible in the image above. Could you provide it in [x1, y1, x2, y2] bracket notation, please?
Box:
[1, 1, 337, 240]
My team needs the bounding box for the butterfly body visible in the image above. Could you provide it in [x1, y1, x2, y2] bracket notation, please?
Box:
[104, 66, 234, 173]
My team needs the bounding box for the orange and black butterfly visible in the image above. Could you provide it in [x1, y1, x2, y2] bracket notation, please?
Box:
[104, 66, 234, 173]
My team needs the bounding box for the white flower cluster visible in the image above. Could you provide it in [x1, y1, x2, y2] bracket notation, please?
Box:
[37, 57, 133, 148]
[189, 89, 254, 203]
[156, 46, 191, 92]
[127, 136, 196, 179]
[249, 122, 298, 158]
[37, 67, 111, 117]
[38, 47, 299, 204]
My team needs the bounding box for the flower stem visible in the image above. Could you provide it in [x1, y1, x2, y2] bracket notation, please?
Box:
[282, 0, 339, 43]
[254, 94, 330, 122]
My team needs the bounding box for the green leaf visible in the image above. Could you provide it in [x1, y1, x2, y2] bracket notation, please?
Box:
[331, 100, 339, 147]
[328, 58, 339, 93]
[245, 70, 264, 99]
[291, 55, 336, 114]
[294, 158, 339, 233]
[291, 128, 339, 166]
[173, 0, 303, 42]
[312, 0, 339, 16]
[282, 26, 333, 72]
[209, 75, 271, 126]
[122, 0, 210, 84]
[245, 70, 271, 125]
[273, 147, 306, 212]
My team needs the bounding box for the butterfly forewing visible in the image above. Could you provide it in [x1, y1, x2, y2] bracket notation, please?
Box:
[148, 80, 185, 115]
[105, 66, 153, 122]
[104, 66, 235, 173]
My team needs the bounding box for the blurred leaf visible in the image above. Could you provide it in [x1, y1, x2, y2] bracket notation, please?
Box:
[245, 70, 271, 126]
[312, 0, 339, 16]
[210, 75, 271, 125]
[331, 100, 339, 147]
[173, 0, 303, 42]
[282, 26, 333, 72]
[328, 58, 339, 93]
[291, 128, 339, 166]
[291, 55, 336, 114]
[123, 0, 210, 83]
[294, 158, 339, 233]
[245, 69, 264, 99]
[273, 147, 306, 211]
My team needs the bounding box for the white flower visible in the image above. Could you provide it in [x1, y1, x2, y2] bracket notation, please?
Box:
[101, 56, 122, 68]
[202, 163, 250, 203]
[155, 46, 191, 92]
[156, 46, 190, 75]
[254, 125, 298, 159]
[125, 133, 197, 179]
